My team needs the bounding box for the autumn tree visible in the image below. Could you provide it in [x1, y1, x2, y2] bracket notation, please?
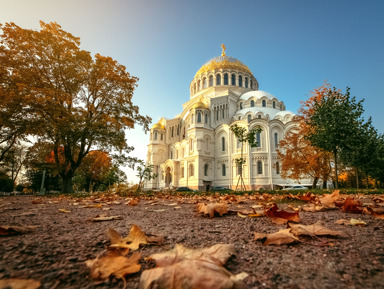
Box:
[0, 144, 27, 190]
[230, 124, 262, 191]
[277, 120, 332, 188]
[77, 150, 112, 192]
[306, 86, 365, 188]
[0, 22, 151, 193]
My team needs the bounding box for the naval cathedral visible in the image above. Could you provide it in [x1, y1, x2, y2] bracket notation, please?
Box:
[144, 46, 306, 191]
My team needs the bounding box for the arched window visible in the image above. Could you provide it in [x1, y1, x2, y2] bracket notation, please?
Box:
[238, 75, 243, 87]
[257, 161, 263, 174]
[197, 80, 201, 91]
[224, 73, 228, 85]
[189, 164, 194, 177]
[237, 163, 242, 175]
[221, 137, 225, 151]
[193, 83, 196, 94]
[262, 100, 266, 107]
[170, 150, 173, 159]
[204, 163, 208, 176]
[274, 132, 278, 148]
[273, 101, 276, 109]
[216, 74, 221, 85]
[216, 110, 219, 121]
[258, 115, 261, 119]
[204, 113, 208, 124]
[222, 164, 226, 176]
[231, 74, 236, 85]
[182, 148, 185, 156]
[250, 100, 255, 107]
[209, 76, 213, 87]
[181, 167, 184, 178]
[160, 133, 163, 141]
[203, 78, 207, 89]
[190, 138, 193, 151]
[197, 112, 202, 123]
[250, 79, 253, 88]
[222, 108, 225, 118]
[240, 102, 243, 109]
[171, 127, 174, 137]
[256, 132, 261, 147]
[276, 162, 280, 174]
[247, 114, 252, 123]
[154, 131, 158, 140]
[245, 77, 248, 88]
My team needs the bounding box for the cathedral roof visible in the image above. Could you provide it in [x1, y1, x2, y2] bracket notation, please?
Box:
[191, 101, 209, 109]
[240, 90, 277, 101]
[195, 55, 252, 77]
[236, 107, 295, 120]
[151, 122, 165, 130]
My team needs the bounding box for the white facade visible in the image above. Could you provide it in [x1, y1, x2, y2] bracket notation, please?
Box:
[145, 51, 306, 191]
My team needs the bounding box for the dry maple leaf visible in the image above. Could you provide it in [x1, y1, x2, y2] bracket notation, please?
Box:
[86, 251, 141, 281]
[0, 278, 41, 289]
[265, 203, 300, 223]
[342, 197, 364, 214]
[126, 198, 140, 206]
[0, 225, 38, 236]
[140, 244, 247, 289]
[107, 224, 162, 251]
[366, 207, 384, 219]
[319, 190, 340, 208]
[301, 203, 324, 212]
[288, 221, 347, 238]
[196, 203, 228, 218]
[254, 229, 299, 245]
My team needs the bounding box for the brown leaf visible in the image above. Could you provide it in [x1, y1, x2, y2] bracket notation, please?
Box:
[342, 197, 363, 214]
[59, 209, 70, 213]
[319, 190, 340, 208]
[196, 203, 228, 218]
[265, 203, 300, 223]
[301, 203, 324, 212]
[126, 198, 139, 206]
[86, 251, 141, 280]
[140, 244, 245, 289]
[254, 229, 299, 245]
[107, 224, 159, 250]
[0, 225, 38, 236]
[91, 215, 122, 222]
[367, 207, 384, 219]
[288, 221, 347, 238]
[0, 278, 41, 289]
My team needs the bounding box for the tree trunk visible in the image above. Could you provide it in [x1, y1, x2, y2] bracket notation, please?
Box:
[334, 151, 339, 189]
[355, 167, 359, 189]
[312, 177, 318, 189]
[61, 173, 74, 194]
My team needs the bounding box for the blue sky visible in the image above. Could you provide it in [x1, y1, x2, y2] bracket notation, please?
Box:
[1, 0, 383, 182]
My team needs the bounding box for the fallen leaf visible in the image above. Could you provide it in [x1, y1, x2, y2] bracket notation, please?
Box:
[86, 251, 141, 281]
[0, 225, 38, 236]
[288, 221, 347, 238]
[107, 224, 162, 250]
[59, 209, 71, 213]
[350, 218, 367, 226]
[126, 198, 139, 206]
[91, 215, 123, 222]
[196, 203, 228, 218]
[319, 190, 340, 208]
[0, 278, 41, 289]
[301, 203, 324, 212]
[83, 204, 103, 208]
[342, 197, 363, 214]
[140, 244, 246, 289]
[254, 229, 299, 245]
[367, 207, 384, 219]
[265, 203, 300, 223]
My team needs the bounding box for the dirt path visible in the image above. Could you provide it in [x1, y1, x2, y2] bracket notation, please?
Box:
[0, 194, 384, 289]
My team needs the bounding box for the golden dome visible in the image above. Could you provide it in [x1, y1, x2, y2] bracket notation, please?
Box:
[151, 122, 165, 130]
[191, 101, 209, 109]
[195, 55, 252, 78]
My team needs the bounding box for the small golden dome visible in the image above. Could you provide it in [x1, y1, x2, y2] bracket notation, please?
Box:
[195, 55, 252, 78]
[191, 101, 209, 109]
[151, 122, 165, 130]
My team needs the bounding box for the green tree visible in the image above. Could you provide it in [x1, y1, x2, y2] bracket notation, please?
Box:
[135, 160, 157, 192]
[0, 22, 150, 193]
[306, 87, 365, 188]
[230, 124, 262, 191]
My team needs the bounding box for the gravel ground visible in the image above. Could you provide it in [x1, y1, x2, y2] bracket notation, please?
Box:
[0, 194, 384, 289]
